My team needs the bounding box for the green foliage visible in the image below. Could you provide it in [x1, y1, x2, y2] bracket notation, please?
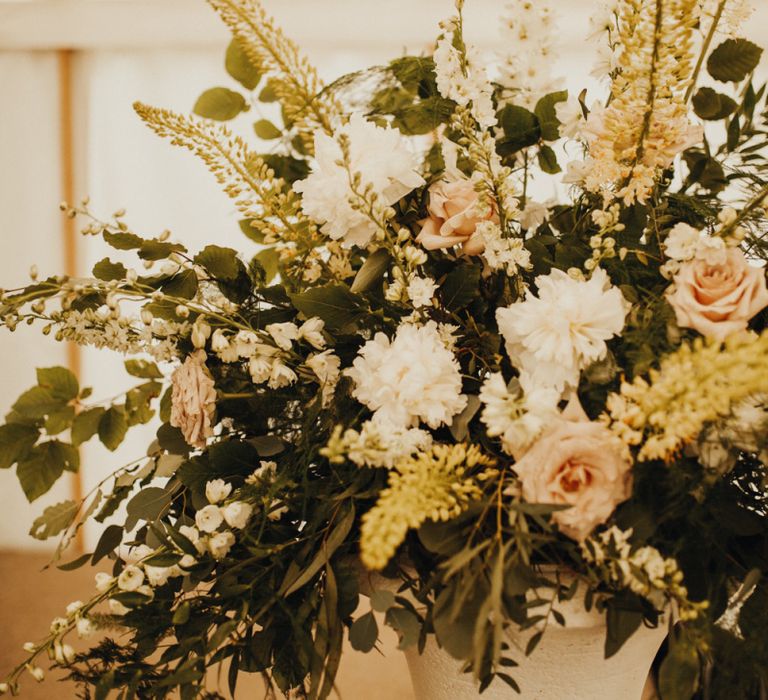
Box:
[225, 38, 262, 90]
[29, 499, 79, 540]
[498, 105, 540, 155]
[253, 119, 282, 140]
[691, 87, 737, 121]
[193, 87, 249, 121]
[534, 90, 567, 142]
[289, 284, 366, 330]
[440, 264, 482, 311]
[707, 38, 763, 84]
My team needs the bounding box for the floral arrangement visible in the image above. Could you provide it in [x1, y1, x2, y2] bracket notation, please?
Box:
[1, 0, 768, 697]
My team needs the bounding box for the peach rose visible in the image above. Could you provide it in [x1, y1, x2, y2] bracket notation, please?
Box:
[513, 398, 632, 541]
[416, 178, 497, 255]
[666, 248, 768, 342]
[170, 350, 217, 448]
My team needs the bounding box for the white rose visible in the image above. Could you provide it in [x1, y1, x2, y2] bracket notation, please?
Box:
[205, 478, 232, 504]
[195, 505, 224, 533]
[222, 501, 254, 530]
[208, 531, 236, 560]
[117, 565, 145, 592]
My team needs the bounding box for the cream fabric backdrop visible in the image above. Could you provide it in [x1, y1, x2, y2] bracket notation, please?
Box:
[1, 0, 767, 550]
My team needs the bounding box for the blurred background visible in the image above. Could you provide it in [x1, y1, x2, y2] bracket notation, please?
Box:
[1, 0, 767, 696]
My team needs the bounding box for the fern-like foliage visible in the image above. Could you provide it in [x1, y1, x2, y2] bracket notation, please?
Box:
[206, 0, 342, 151]
[133, 101, 317, 245]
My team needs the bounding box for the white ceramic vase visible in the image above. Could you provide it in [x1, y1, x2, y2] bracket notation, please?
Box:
[402, 591, 666, 700]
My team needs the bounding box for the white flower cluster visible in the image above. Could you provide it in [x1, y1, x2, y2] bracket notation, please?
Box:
[497, 0, 562, 110]
[478, 373, 559, 456]
[479, 222, 533, 275]
[345, 320, 467, 428]
[699, 0, 754, 37]
[294, 114, 425, 247]
[322, 420, 434, 469]
[496, 267, 629, 394]
[433, 20, 497, 127]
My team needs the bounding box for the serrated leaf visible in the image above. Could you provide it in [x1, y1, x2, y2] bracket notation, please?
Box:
[37, 366, 79, 401]
[12, 386, 65, 419]
[29, 499, 79, 540]
[534, 90, 568, 141]
[254, 119, 282, 140]
[92, 258, 127, 281]
[350, 248, 391, 294]
[138, 239, 186, 262]
[125, 359, 163, 379]
[289, 284, 365, 331]
[98, 406, 128, 452]
[161, 269, 198, 299]
[225, 39, 262, 90]
[194, 245, 241, 280]
[707, 38, 763, 83]
[193, 87, 248, 121]
[349, 611, 378, 652]
[0, 423, 39, 468]
[72, 407, 106, 446]
[17, 442, 74, 501]
[102, 230, 144, 250]
[440, 264, 481, 311]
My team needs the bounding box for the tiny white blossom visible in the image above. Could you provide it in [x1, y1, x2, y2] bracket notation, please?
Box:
[76, 617, 96, 639]
[29, 667, 44, 682]
[249, 355, 273, 384]
[298, 318, 326, 349]
[65, 600, 84, 616]
[117, 565, 145, 592]
[205, 478, 232, 504]
[664, 223, 700, 261]
[108, 599, 130, 616]
[195, 504, 224, 533]
[246, 460, 278, 484]
[268, 361, 298, 389]
[306, 351, 341, 405]
[94, 572, 114, 593]
[266, 322, 299, 350]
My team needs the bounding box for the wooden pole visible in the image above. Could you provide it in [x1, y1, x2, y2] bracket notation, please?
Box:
[57, 48, 85, 553]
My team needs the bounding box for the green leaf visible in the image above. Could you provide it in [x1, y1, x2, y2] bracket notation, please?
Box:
[538, 144, 561, 174]
[450, 395, 480, 442]
[349, 611, 378, 652]
[0, 423, 39, 468]
[57, 552, 92, 571]
[534, 90, 568, 141]
[138, 239, 186, 261]
[71, 407, 106, 446]
[194, 245, 241, 280]
[91, 523, 123, 564]
[98, 406, 128, 452]
[193, 87, 248, 121]
[707, 38, 763, 83]
[440, 264, 481, 311]
[45, 406, 75, 435]
[161, 269, 199, 300]
[173, 601, 192, 625]
[658, 635, 700, 700]
[350, 248, 391, 294]
[17, 441, 77, 501]
[225, 39, 262, 90]
[604, 597, 644, 658]
[29, 499, 79, 540]
[102, 230, 144, 250]
[385, 607, 420, 650]
[498, 105, 541, 155]
[254, 119, 282, 140]
[92, 258, 127, 281]
[37, 367, 79, 402]
[254, 247, 280, 284]
[125, 359, 163, 379]
[289, 284, 365, 331]
[126, 487, 173, 524]
[12, 386, 65, 419]
[370, 589, 396, 613]
[238, 218, 266, 244]
[691, 87, 738, 120]
[258, 80, 279, 103]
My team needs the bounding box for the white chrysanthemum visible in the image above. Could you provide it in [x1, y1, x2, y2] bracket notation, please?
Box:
[496, 268, 629, 393]
[407, 276, 438, 308]
[479, 373, 559, 456]
[345, 321, 467, 428]
[294, 114, 425, 247]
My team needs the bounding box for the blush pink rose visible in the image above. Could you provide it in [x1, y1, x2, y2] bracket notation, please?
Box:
[513, 398, 632, 542]
[666, 248, 768, 342]
[170, 350, 217, 448]
[416, 178, 497, 255]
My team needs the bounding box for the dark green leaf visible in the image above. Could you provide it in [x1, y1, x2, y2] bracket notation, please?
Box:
[370, 589, 396, 613]
[254, 119, 282, 140]
[239, 218, 266, 244]
[604, 598, 644, 658]
[45, 406, 75, 435]
[193, 87, 248, 121]
[194, 245, 241, 280]
[658, 635, 700, 700]
[538, 144, 561, 174]
[98, 406, 128, 452]
[161, 269, 198, 299]
[350, 248, 391, 294]
[289, 284, 364, 331]
[102, 230, 143, 250]
[0, 423, 39, 468]
[137, 240, 186, 261]
[707, 38, 763, 83]
[173, 601, 192, 625]
[254, 247, 280, 284]
[12, 386, 64, 419]
[534, 90, 568, 141]
[225, 39, 262, 90]
[71, 407, 106, 446]
[126, 487, 173, 524]
[691, 87, 738, 120]
[92, 524, 123, 564]
[498, 105, 541, 154]
[57, 552, 92, 571]
[124, 359, 163, 379]
[17, 441, 76, 501]
[385, 607, 420, 650]
[37, 366, 79, 402]
[440, 264, 481, 311]
[92, 257, 127, 281]
[349, 611, 378, 652]
[29, 499, 78, 540]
